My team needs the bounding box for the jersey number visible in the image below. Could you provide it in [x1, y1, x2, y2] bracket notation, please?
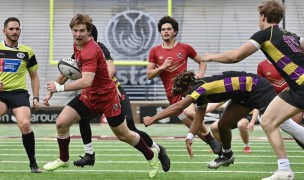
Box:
[283, 35, 303, 53]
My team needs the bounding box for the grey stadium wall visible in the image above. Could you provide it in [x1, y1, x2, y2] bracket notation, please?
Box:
[0, 0, 303, 105]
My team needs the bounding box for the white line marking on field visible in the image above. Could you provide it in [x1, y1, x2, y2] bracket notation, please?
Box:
[0, 169, 303, 174]
[0, 153, 303, 158]
[1, 160, 304, 165]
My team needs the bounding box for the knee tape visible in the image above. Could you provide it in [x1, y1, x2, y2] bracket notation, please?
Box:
[178, 112, 187, 120]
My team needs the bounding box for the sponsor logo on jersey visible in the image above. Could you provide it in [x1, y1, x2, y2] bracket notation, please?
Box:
[0, 59, 21, 72]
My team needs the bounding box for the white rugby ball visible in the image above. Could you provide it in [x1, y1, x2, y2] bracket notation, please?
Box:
[58, 58, 82, 80]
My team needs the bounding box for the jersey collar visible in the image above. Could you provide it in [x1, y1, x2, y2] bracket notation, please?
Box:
[2, 40, 19, 49]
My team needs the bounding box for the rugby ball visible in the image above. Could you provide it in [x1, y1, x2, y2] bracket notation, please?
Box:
[58, 58, 82, 80]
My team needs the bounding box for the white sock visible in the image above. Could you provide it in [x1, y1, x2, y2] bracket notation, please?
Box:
[151, 141, 160, 153]
[278, 158, 291, 171]
[280, 118, 304, 145]
[84, 143, 94, 155]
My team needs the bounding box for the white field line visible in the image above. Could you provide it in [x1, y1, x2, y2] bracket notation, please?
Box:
[0, 142, 300, 146]
[0, 137, 295, 141]
[0, 153, 303, 158]
[0, 140, 299, 144]
[0, 169, 303, 174]
[1, 160, 304, 165]
[0, 148, 302, 153]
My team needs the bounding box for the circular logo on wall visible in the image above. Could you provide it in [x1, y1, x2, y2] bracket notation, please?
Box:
[104, 10, 158, 59]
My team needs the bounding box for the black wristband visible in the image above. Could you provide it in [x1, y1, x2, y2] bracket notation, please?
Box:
[33, 97, 39, 102]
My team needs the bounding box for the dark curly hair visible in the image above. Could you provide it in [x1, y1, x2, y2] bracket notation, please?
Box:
[158, 16, 179, 37]
[172, 70, 198, 96]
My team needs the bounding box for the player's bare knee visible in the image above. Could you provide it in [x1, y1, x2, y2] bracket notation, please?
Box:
[116, 133, 130, 142]
[260, 119, 273, 132]
[18, 119, 31, 133]
[56, 122, 68, 133]
[237, 122, 247, 130]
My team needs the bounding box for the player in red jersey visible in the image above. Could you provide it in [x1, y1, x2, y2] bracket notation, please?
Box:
[42, 13, 159, 178]
[73, 24, 170, 172]
[147, 16, 221, 154]
[257, 59, 303, 124]
[257, 59, 288, 94]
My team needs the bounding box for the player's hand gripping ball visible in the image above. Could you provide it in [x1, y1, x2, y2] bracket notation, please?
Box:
[58, 58, 82, 80]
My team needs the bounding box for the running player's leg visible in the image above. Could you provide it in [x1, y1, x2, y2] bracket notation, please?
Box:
[108, 113, 159, 178]
[208, 101, 251, 169]
[119, 86, 170, 172]
[211, 119, 241, 144]
[210, 121, 220, 143]
[260, 95, 299, 179]
[43, 96, 85, 171]
[289, 112, 304, 149]
[120, 86, 153, 147]
[237, 118, 251, 153]
[279, 118, 304, 149]
[73, 116, 95, 167]
[291, 112, 303, 124]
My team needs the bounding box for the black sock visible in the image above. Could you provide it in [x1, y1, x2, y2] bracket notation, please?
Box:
[223, 151, 233, 159]
[22, 131, 36, 165]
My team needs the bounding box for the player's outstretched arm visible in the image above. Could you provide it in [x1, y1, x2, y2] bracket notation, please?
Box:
[143, 96, 194, 126]
[202, 42, 257, 63]
[192, 54, 207, 78]
[185, 106, 207, 159]
[247, 109, 259, 132]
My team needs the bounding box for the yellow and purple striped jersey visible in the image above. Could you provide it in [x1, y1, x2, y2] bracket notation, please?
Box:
[189, 71, 260, 107]
[249, 25, 304, 95]
[0, 41, 38, 91]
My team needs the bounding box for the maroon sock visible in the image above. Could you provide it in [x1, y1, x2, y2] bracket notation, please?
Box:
[57, 137, 70, 162]
[134, 137, 154, 160]
[204, 132, 213, 143]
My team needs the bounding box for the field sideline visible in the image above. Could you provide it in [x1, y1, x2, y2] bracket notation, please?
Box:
[0, 123, 303, 180]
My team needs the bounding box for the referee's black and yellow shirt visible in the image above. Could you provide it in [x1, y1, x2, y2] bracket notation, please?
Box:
[189, 71, 259, 107]
[249, 25, 304, 95]
[0, 41, 38, 91]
